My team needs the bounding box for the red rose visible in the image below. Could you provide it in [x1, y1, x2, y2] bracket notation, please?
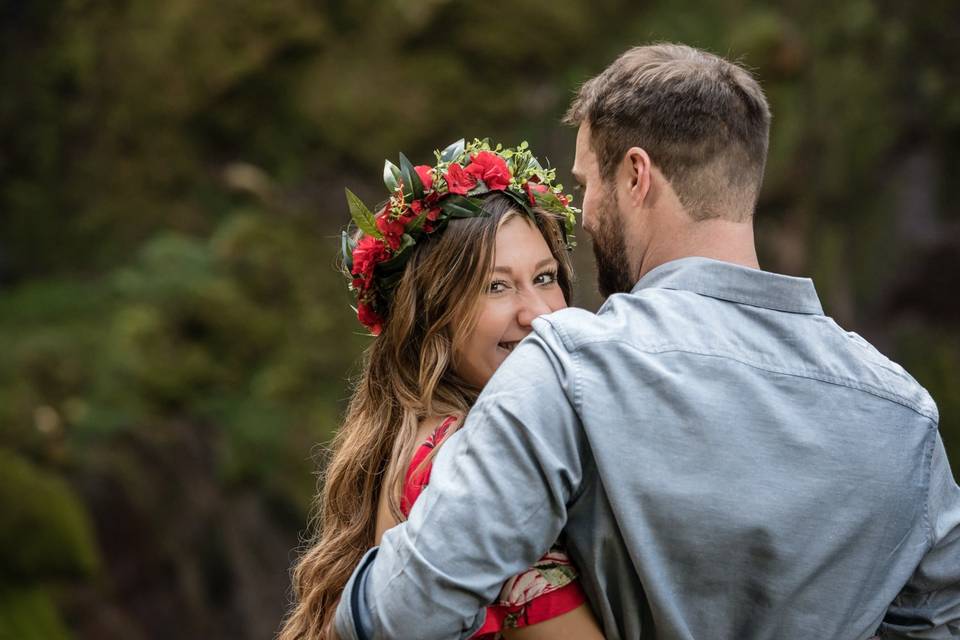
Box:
[465, 151, 511, 191]
[376, 213, 406, 250]
[357, 302, 383, 335]
[444, 162, 477, 195]
[426, 206, 441, 221]
[524, 180, 550, 205]
[414, 165, 434, 191]
[351, 235, 389, 288]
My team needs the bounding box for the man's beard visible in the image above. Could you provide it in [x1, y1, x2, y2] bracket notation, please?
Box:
[591, 187, 635, 298]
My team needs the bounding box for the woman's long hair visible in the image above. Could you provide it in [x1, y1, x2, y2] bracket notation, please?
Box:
[278, 193, 573, 639]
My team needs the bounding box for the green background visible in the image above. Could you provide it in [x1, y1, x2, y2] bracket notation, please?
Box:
[1, 1, 958, 638]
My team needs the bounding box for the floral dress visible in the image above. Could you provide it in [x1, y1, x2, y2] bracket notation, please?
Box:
[400, 417, 586, 639]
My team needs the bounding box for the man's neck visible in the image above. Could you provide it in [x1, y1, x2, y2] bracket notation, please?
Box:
[636, 217, 759, 281]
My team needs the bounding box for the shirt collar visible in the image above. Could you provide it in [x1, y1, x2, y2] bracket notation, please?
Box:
[632, 257, 824, 315]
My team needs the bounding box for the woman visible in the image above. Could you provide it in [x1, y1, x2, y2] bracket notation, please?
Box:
[280, 139, 603, 639]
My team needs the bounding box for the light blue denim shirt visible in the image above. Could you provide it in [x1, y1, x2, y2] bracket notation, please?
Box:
[334, 257, 960, 640]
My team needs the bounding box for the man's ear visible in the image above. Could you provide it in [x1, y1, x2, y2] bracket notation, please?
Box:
[623, 147, 652, 207]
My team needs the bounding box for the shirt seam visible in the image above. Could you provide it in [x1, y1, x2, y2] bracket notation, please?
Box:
[650, 285, 823, 315]
[568, 338, 936, 421]
[922, 429, 936, 552]
[538, 318, 589, 507]
[569, 339, 588, 506]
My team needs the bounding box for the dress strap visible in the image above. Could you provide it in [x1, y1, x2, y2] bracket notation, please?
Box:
[427, 415, 458, 447]
[400, 415, 459, 517]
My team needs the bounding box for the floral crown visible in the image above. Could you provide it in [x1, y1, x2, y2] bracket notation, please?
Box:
[342, 138, 580, 335]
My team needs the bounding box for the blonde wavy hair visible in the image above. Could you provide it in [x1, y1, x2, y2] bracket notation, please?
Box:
[278, 193, 574, 639]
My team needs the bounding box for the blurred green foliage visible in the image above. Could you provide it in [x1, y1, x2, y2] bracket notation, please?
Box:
[1, 0, 958, 638]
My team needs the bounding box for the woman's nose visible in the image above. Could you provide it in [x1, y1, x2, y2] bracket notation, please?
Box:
[516, 290, 553, 328]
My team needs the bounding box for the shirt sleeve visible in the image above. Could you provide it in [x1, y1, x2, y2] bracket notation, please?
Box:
[333, 321, 587, 640]
[880, 432, 960, 638]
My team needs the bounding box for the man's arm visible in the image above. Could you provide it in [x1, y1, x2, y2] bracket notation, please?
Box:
[881, 433, 960, 638]
[334, 323, 588, 639]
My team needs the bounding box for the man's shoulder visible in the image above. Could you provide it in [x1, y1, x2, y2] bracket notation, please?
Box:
[533, 289, 691, 352]
[533, 294, 939, 425]
[823, 323, 940, 423]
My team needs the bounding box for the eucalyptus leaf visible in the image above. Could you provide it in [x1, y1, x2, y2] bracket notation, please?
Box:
[341, 231, 354, 273]
[345, 188, 382, 238]
[440, 139, 466, 163]
[442, 195, 486, 219]
[398, 152, 423, 200]
[383, 160, 401, 193]
[501, 188, 532, 211]
[467, 180, 491, 197]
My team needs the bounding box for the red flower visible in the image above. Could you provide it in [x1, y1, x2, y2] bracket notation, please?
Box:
[524, 180, 550, 205]
[465, 151, 511, 191]
[414, 165, 434, 191]
[351, 235, 390, 288]
[444, 162, 477, 195]
[376, 213, 406, 250]
[357, 302, 383, 335]
[426, 206, 441, 221]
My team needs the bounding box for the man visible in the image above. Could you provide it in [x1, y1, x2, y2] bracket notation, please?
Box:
[335, 44, 960, 639]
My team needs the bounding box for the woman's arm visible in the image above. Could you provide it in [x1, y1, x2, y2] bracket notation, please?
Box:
[503, 604, 604, 640]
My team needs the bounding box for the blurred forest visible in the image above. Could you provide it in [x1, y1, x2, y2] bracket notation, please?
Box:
[1, 0, 958, 638]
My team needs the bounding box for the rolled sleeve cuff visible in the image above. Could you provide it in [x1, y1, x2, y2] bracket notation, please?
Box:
[334, 546, 379, 640]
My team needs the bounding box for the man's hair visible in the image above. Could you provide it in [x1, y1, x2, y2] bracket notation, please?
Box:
[565, 43, 771, 221]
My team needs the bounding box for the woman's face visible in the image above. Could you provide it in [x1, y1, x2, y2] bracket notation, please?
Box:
[454, 215, 568, 389]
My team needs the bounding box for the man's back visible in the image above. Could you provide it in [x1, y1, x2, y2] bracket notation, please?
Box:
[552, 258, 947, 639]
[334, 258, 960, 640]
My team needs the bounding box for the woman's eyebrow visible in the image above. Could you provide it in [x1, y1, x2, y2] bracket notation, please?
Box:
[492, 257, 557, 274]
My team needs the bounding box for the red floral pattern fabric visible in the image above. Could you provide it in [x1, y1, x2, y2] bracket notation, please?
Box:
[400, 417, 586, 638]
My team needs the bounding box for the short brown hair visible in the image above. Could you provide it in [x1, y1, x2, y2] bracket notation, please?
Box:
[565, 43, 771, 221]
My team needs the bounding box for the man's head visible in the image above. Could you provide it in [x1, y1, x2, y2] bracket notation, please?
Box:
[567, 43, 771, 295]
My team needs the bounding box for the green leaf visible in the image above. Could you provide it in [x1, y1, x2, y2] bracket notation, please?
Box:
[398, 152, 423, 200]
[440, 139, 465, 163]
[532, 189, 565, 213]
[341, 231, 354, 273]
[383, 160, 401, 193]
[345, 188, 382, 238]
[511, 153, 531, 176]
[378, 234, 416, 272]
[406, 210, 430, 235]
[501, 188, 532, 211]
[379, 270, 406, 289]
[442, 195, 486, 219]
[466, 180, 492, 197]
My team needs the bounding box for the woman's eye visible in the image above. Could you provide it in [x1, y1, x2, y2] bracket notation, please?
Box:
[535, 271, 558, 286]
[489, 280, 509, 293]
